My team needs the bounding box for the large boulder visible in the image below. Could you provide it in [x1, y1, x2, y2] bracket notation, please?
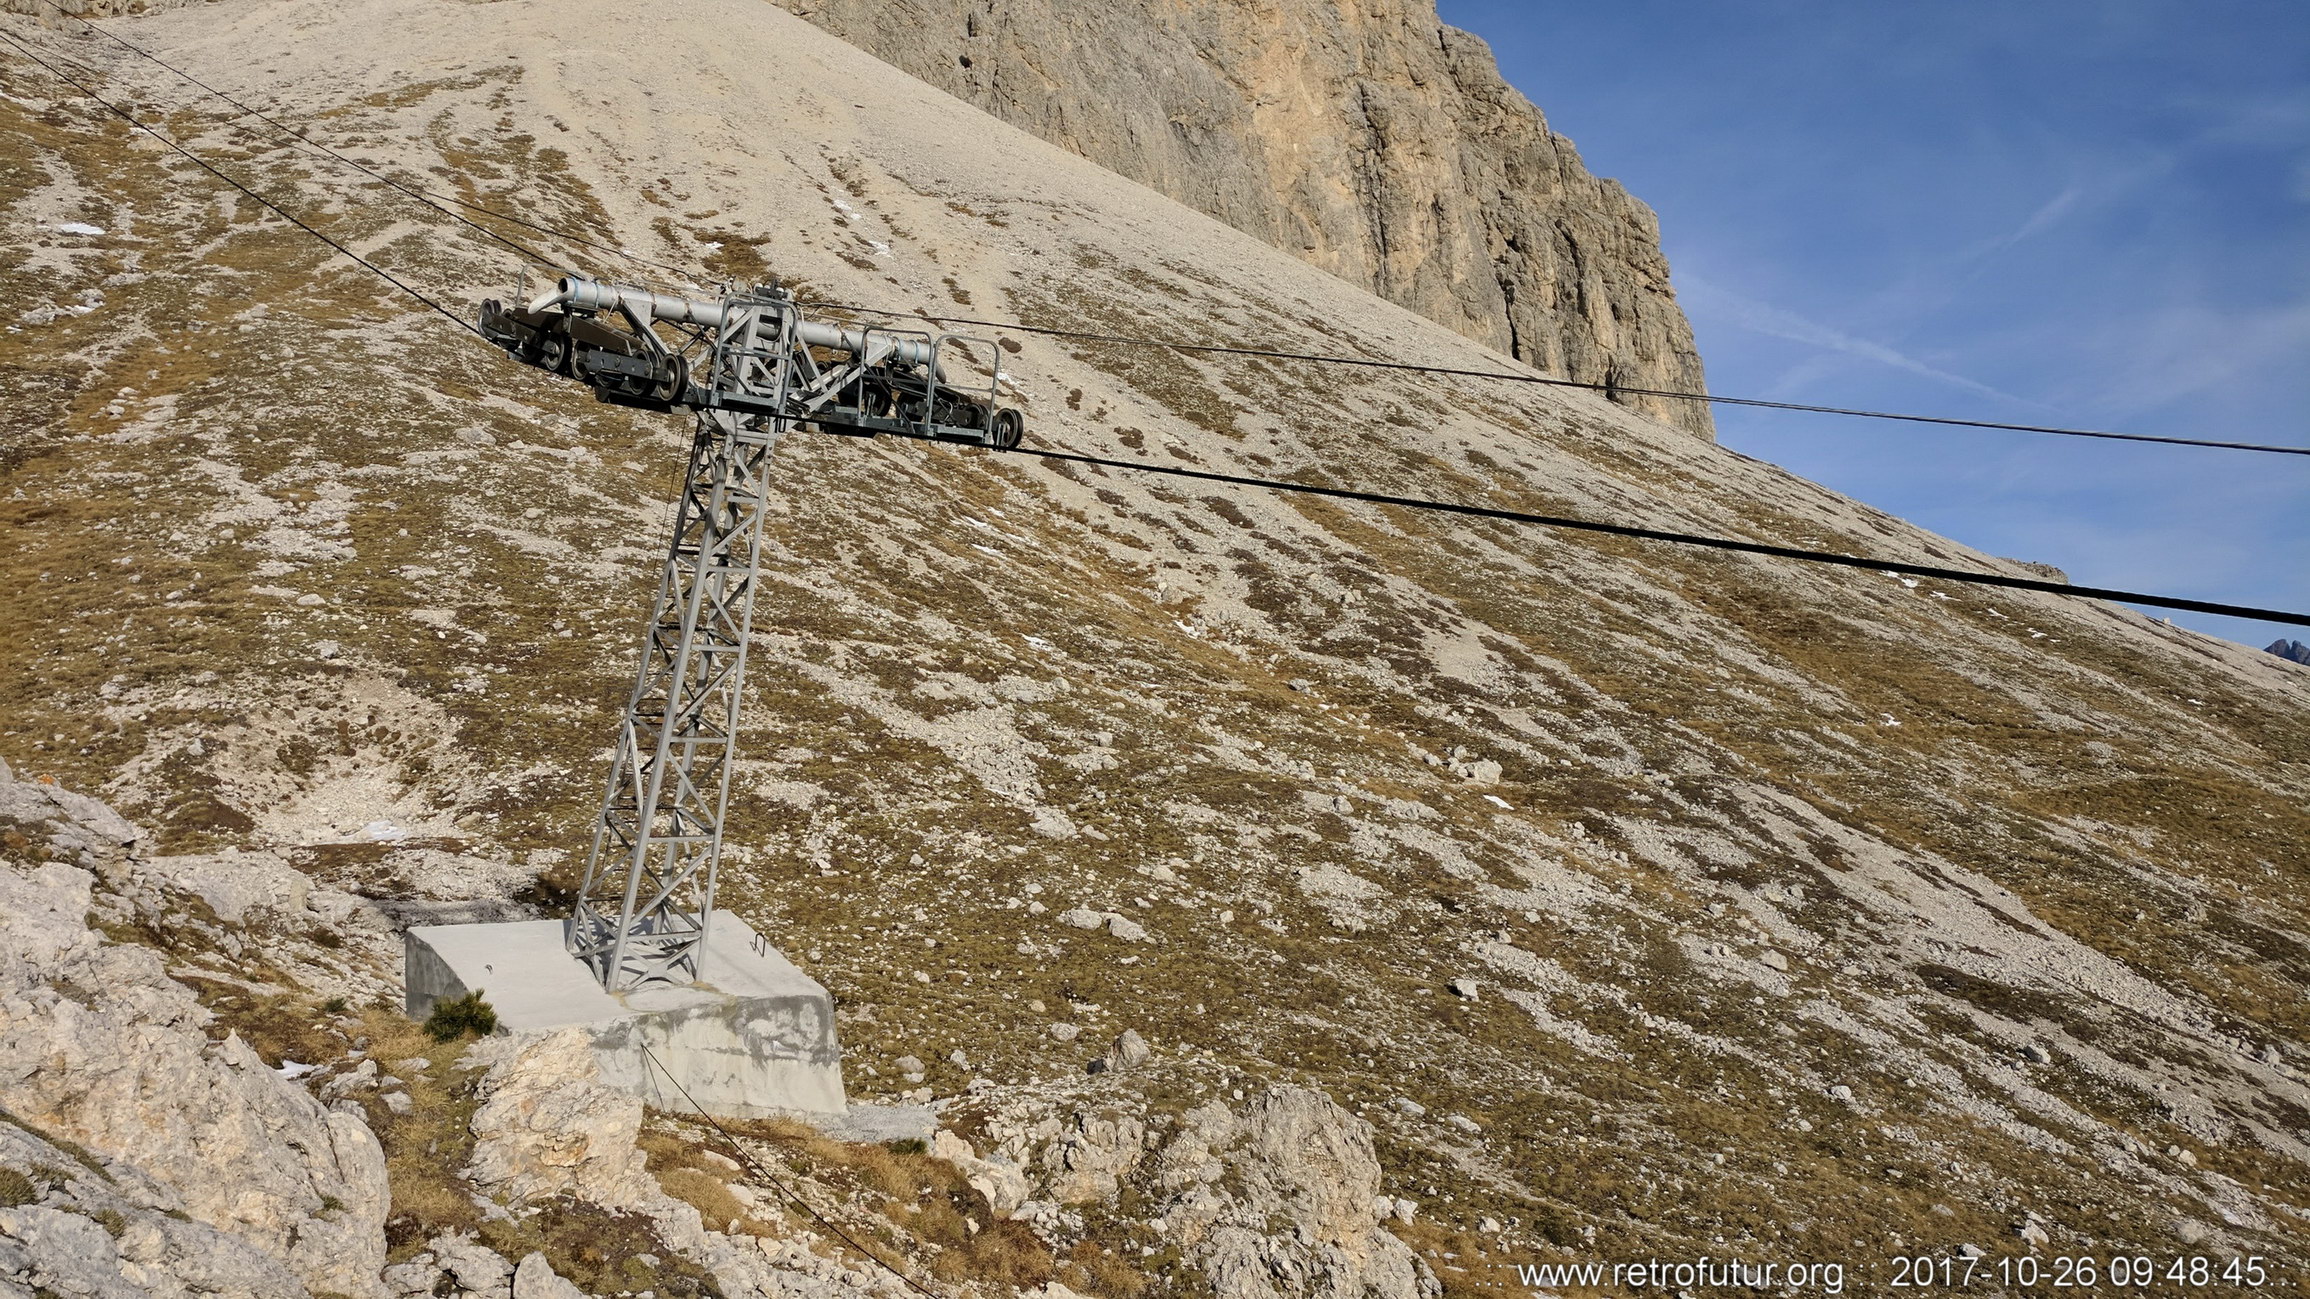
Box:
[1148, 1087, 1436, 1299]
[463, 1029, 657, 1210]
[990, 1084, 1437, 1299]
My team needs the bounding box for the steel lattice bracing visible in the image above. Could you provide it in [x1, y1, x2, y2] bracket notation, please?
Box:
[568, 407, 783, 990]
[473, 276, 1026, 992]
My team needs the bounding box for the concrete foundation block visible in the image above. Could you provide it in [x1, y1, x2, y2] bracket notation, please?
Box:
[405, 911, 846, 1119]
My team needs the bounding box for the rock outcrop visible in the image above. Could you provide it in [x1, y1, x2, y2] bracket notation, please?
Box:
[976, 1085, 1436, 1299]
[2267, 638, 2310, 666]
[777, 0, 1714, 437]
[463, 1030, 659, 1211]
[1, 1115, 315, 1299]
[1153, 1087, 1435, 1299]
[0, 766, 391, 1298]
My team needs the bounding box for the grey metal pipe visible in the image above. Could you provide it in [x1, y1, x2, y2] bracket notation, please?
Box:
[527, 276, 944, 366]
[528, 277, 726, 327]
[795, 319, 942, 368]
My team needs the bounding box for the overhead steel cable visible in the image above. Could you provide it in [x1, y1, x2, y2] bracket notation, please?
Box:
[810, 302, 2310, 459]
[42, 14, 2303, 458]
[0, 30, 489, 343]
[998, 445, 2310, 629]
[9, 34, 2304, 629]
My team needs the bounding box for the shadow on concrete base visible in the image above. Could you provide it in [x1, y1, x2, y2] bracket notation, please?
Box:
[405, 911, 848, 1120]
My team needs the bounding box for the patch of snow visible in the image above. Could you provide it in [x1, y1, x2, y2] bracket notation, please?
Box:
[358, 819, 410, 842]
[970, 544, 1000, 557]
[56, 222, 106, 236]
[1482, 794, 1513, 810]
[275, 1060, 318, 1080]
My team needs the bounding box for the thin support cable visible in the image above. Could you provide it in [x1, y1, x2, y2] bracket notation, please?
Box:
[998, 445, 2310, 629]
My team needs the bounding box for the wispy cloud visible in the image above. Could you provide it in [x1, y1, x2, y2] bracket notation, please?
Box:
[1678, 273, 2043, 408]
[1958, 183, 2087, 262]
[2087, 296, 2310, 418]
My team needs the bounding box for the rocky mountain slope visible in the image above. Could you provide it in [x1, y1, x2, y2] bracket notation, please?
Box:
[2, 0, 2307, 1294]
[775, 0, 1715, 440]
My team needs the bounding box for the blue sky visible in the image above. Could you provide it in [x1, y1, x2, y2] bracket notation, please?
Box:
[1436, 0, 2310, 650]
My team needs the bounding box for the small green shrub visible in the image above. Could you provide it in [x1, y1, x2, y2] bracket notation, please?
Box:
[0, 1168, 35, 1208]
[423, 991, 498, 1043]
[320, 996, 349, 1015]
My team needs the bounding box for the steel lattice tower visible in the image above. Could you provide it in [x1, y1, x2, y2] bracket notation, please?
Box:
[567, 406, 783, 990]
[476, 275, 1017, 992]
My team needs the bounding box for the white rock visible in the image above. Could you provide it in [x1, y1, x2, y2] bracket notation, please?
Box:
[933, 1130, 1031, 1217]
[1446, 977, 1479, 1000]
[1106, 914, 1149, 942]
[434, 1232, 513, 1292]
[1445, 1114, 1481, 1134]
[1757, 950, 1790, 972]
[1057, 907, 1104, 929]
[1389, 1097, 1425, 1118]
[1828, 1085, 1855, 1103]
[1049, 1023, 1082, 1042]
[463, 1029, 653, 1209]
[0, 852, 389, 1298]
[322, 1058, 379, 1099]
[514, 1249, 587, 1299]
[1097, 1029, 1151, 1073]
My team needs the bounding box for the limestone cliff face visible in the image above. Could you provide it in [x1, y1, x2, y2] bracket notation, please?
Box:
[777, 0, 1714, 438]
